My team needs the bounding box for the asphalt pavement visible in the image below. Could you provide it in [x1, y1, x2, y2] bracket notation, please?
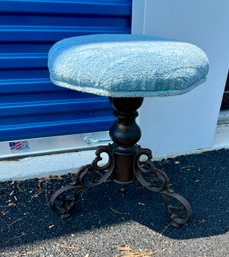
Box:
[0, 149, 228, 257]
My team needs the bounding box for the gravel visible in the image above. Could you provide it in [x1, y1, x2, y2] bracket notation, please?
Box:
[0, 149, 229, 257]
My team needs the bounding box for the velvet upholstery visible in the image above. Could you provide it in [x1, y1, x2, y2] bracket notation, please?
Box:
[48, 34, 209, 97]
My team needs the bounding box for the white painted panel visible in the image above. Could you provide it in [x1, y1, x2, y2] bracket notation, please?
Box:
[132, 0, 229, 155]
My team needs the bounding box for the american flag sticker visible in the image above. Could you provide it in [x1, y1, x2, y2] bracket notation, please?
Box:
[9, 141, 30, 153]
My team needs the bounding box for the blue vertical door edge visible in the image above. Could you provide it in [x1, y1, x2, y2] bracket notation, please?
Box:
[0, 0, 132, 141]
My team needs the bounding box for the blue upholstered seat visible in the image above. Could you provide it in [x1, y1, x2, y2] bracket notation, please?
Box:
[48, 34, 209, 97]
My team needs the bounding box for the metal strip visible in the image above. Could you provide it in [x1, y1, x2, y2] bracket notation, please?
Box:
[0, 131, 111, 160]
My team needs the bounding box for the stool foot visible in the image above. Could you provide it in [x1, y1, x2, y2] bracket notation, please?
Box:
[133, 146, 192, 227]
[49, 144, 115, 217]
[49, 184, 82, 218]
[161, 190, 192, 227]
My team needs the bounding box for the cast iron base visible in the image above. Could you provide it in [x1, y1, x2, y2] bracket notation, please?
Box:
[50, 97, 192, 227]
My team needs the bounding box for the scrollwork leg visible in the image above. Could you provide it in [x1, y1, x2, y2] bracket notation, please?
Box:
[49, 144, 115, 217]
[49, 184, 83, 218]
[133, 146, 192, 227]
[160, 189, 192, 227]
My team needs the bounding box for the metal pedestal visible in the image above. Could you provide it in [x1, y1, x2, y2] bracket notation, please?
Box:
[50, 97, 192, 227]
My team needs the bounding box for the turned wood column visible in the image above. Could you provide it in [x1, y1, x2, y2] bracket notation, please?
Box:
[109, 97, 143, 184]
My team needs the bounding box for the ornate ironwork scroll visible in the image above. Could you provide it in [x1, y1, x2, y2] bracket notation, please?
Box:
[133, 146, 192, 227]
[50, 97, 192, 227]
[50, 144, 115, 217]
[49, 184, 82, 218]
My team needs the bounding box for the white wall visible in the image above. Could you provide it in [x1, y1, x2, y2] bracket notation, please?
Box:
[132, 0, 229, 156]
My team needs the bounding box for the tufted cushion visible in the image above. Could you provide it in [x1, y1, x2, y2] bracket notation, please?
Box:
[48, 34, 209, 97]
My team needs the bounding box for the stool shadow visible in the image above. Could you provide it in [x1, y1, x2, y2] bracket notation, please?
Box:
[0, 149, 228, 249]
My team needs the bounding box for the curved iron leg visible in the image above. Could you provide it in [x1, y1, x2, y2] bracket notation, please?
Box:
[133, 146, 192, 227]
[161, 189, 192, 227]
[49, 144, 115, 217]
[49, 184, 83, 218]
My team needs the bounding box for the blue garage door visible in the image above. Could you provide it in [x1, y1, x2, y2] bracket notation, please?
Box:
[0, 0, 132, 141]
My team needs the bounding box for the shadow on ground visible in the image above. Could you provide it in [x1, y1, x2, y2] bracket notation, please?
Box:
[0, 149, 228, 249]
